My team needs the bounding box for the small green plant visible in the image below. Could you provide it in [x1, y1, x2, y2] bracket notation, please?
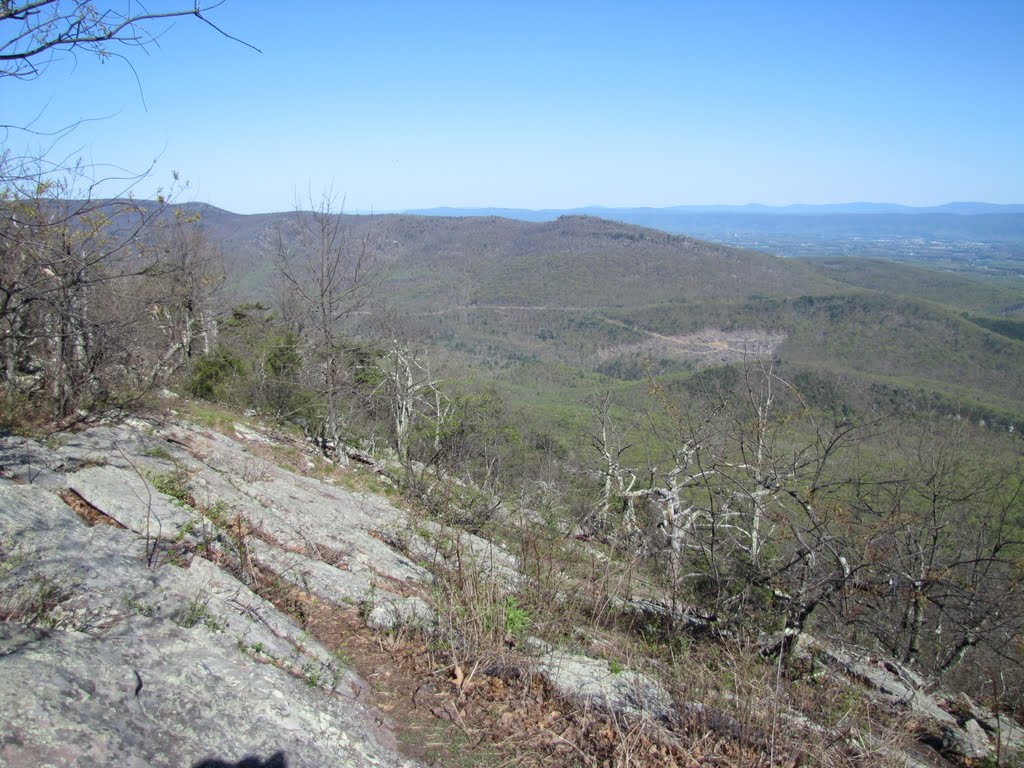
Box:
[608, 659, 624, 674]
[122, 591, 156, 617]
[503, 595, 530, 637]
[973, 751, 1023, 768]
[331, 647, 355, 670]
[174, 517, 199, 543]
[824, 686, 863, 727]
[328, 649, 354, 688]
[150, 470, 193, 506]
[176, 595, 224, 631]
[43, 433, 70, 450]
[301, 661, 323, 687]
[239, 640, 278, 663]
[162, 549, 183, 568]
[203, 499, 231, 527]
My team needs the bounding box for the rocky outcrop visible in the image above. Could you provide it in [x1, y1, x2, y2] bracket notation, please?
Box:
[796, 634, 1024, 763]
[0, 417, 447, 767]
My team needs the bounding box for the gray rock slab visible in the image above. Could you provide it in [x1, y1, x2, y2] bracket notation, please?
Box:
[0, 417, 538, 765]
[0, 477, 421, 768]
[612, 596, 713, 633]
[52, 422, 175, 472]
[0, 619, 415, 768]
[403, 520, 521, 588]
[249, 538, 376, 607]
[365, 596, 436, 632]
[68, 463, 196, 539]
[796, 634, 1012, 764]
[958, 693, 1024, 753]
[182, 556, 343, 680]
[535, 649, 674, 719]
[814, 641, 958, 727]
[0, 478, 76, 534]
[0, 436, 68, 488]
[184, 466, 430, 591]
[0, 480, 336, 678]
[153, 423, 431, 584]
[246, 539, 439, 635]
[0, 480, 163, 627]
[945, 718, 991, 760]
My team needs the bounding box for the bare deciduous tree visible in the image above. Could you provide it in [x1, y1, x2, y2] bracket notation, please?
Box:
[615, 355, 1024, 689]
[271, 192, 384, 454]
[372, 335, 448, 471]
[846, 419, 1024, 679]
[0, 166, 223, 418]
[590, 390, 642, 537]
[615, 358, 881, 651]
[132, 203, 223, 386]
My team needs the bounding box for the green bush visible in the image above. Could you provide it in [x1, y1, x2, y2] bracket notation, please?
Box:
[188, 347, 248, 401]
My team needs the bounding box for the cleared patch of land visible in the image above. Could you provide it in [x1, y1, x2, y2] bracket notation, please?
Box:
[598, 325, 787, 367]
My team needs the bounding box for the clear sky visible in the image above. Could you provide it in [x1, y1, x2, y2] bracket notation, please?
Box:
[2, 0, 1022, 214]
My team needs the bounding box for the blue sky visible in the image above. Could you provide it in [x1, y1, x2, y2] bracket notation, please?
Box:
[2, 0, 1022, 213]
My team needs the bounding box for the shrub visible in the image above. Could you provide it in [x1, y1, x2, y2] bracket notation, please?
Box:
[188, 347, 248, 402]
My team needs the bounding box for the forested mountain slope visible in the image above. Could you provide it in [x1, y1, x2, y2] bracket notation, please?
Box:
[188, 205, 1024, 424]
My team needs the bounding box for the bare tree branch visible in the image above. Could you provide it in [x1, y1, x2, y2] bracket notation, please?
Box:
[0, 1, 258, 80]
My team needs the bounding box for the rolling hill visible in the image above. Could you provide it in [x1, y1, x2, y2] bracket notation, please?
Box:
[187, 205, 1024, 427]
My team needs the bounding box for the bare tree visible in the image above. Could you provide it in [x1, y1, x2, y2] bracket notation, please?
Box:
[423, 383, 531, 493]
[271, 192, 384, 454]
[625, 358, 885, 651]
[375, 337, 448, 467]
[0, 166, 224, 418]
[132, 203, 223, 385]
[629, 355, 1024, 687]
[845, 418, 1024, 680]
[590, 390, 642, 537]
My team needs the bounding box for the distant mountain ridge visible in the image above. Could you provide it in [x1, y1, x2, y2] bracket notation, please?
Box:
[397, 203, 1024, 269]
[405, 202, 1024, 218]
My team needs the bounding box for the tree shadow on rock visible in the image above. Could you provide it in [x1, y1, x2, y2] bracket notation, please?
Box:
[192, 752, 287, 768]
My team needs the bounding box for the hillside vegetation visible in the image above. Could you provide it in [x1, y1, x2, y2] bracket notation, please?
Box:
[190, 207, 1024, 425]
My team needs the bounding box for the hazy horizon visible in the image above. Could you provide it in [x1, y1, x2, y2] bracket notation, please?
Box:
[181, 200, 1024, 217]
